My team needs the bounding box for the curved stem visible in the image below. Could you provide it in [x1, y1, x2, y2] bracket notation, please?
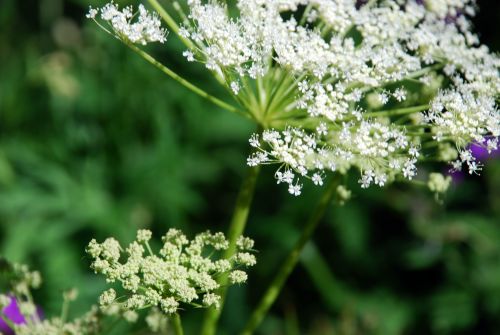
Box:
[359, 63, 444, 94]
[147, 0, 229, 86]
[240, 175, 341, 335]
[0, 311, 15, 331]
[125, 42, 249, 119]
[201, 165, 261, 335]
[146, 0, 195, 50]
[171, 313, 184, 335]
[364, 104, 429, 118]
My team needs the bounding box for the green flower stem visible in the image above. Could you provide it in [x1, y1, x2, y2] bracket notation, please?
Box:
[146, 0, 195, 50]
[364, 104, 429, 118]
[24, 290, 40, 324]
[201, 165, 261, 335]
[146, 0, 228, 86]
[272, 104, 429, 127]
[0, 311, 15, 330]
[359, 62, 444, 94]
[422, 139, 453, 148]
[404, 62, 444, 80]
[299, 4, 314, 25]
[60, 298, 69, 324]
[241, 175, 341, 335]
[263, 71, 288, 115]
[171, 313, 184, 335]
[125, 42, 249, 119]
[265, 74, 296, 119]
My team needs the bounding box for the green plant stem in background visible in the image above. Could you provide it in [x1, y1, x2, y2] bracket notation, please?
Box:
[201, 165, 261, 335]
[171, 313, 184, 335]
[0, 312, 15, 331]
[125, 42, 249, 119]
[60, 298, 69, 324]
[240, 175, 341, 335]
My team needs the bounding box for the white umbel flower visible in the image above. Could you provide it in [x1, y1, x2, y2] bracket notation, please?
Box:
[87, 2, 167, 45]
[91, 0, 499, 195]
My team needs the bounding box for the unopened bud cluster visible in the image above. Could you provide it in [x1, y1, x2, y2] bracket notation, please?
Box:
[86, 229, 256, 317]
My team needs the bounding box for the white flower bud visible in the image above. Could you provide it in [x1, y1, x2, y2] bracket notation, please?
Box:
[228, 270, 248, 284]
[137, 229, 152, 243]
[428, 173, 452, 194]
[99, 288, 116, 307]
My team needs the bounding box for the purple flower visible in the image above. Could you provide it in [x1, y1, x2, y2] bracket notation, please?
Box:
[447, 138, 499, 184]
[0, 296, 25, 334]
[470, 141, 500, 160]
[447, 169, 465, 185]
[0, 296, 43, 334]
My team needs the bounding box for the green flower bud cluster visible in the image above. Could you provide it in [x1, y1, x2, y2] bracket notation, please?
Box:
[86, 229, 256, 318]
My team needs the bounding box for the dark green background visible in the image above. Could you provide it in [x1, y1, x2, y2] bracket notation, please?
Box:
[1, 0, 500, 334]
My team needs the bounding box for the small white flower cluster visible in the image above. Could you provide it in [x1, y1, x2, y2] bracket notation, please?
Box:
[424, 0, 475, 19]
[0, 260, 42, 320]
[87, 2, 167, 45]
[86, 229, 256, 316]
[248, 121, 420, 194]
[426, 85, 499, 173]
[174, 0, 498, 195]
[12, 307, 101, 335]
[0, 259, 100, 335]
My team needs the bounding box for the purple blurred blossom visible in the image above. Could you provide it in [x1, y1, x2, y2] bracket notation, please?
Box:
[447, 138, 499, 184]
[448, 169, 465, 185]
[0, 296, 24, 334]
[0, 296, 43, 334]
[470, 141, 500, 160]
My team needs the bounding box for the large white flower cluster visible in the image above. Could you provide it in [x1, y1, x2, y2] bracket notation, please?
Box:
[86, 229, 256, 316]
[179, 0, 499, 195]
[88, 0, 499, 195]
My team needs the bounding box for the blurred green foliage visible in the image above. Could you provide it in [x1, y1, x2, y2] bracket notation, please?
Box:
[1, 0, 500, 334]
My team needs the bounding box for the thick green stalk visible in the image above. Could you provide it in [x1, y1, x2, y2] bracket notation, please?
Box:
[125, 42, 249, 119]
[171, 313, 184, 335]
[201, 165, 261, 335]
[240, 175, 341, 335]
